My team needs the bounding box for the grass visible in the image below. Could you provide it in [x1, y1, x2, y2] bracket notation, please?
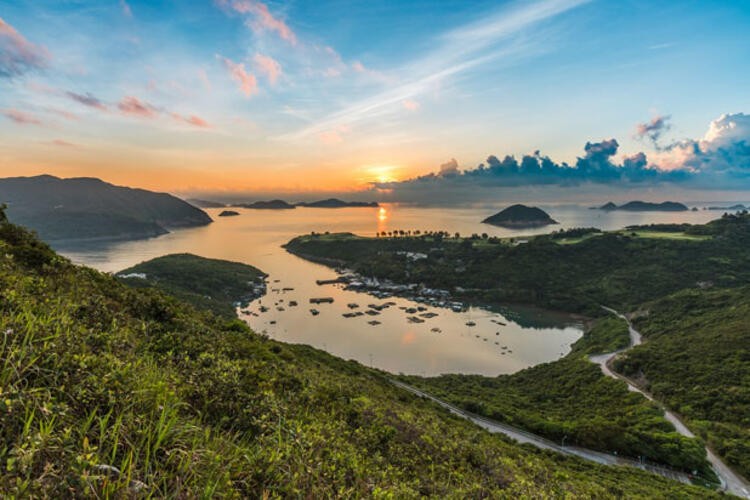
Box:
[617, 231, 711, 241]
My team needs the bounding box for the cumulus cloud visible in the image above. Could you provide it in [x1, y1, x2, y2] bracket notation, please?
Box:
[66, 91, 108, 111]
[0, 17, 48, 78]
[254, 53, 281, 84]
[635, 115, 671, 148]
[218, 55, 258, 97]
[218, 0, 297, 45]
[372, 113, 750, 202]
[2, 108, 43, 126]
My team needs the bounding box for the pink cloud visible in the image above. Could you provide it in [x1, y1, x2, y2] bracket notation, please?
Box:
[220, 0, 297, 45]
[318, 125, 350, 145]
[253, 53, 281, 85]
[171, 113, 210, 128]
[0, 17, 49, 78]
[50, 139, 79, 148]
[118, 96, 158, 118]
[2, 108, 43, 126]
[66, 91, 108, 111]
[402, 99, 420, 111]
[218, 56, 258, 97]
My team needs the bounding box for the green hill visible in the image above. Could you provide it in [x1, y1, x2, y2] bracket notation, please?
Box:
[0, 207, 714, 497]
[0, 175, 211, 242]
[117, 253, 266, 318]
[482, 204, 558, 228]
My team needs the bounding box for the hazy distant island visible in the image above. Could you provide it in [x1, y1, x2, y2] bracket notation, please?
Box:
[706, 204, 747, 211]
[297, 198, 379, 208]
[596, 201, 689, 212]
[117, 253, 266, 318]
[0, 175, 212, 242]
[187, 198, 226, 208]
[218, 210, 240, 217]
[237, 200, 296, 210]
[482, 204, 558, 228]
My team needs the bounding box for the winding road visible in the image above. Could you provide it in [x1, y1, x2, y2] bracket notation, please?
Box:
[591, 307, 750, 499]
[390, 380, 692, 485]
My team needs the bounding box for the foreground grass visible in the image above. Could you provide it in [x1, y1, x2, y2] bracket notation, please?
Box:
[0, 213, 715, 497]
[404, 317, 712, 476]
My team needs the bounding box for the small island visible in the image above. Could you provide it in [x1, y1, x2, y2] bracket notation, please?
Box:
[482, 204, 558, 229]
[237, 200, 296, 210]
[597, 201, 688, 212]
[706, 204, 747, 211]
[297, 198, 379, 208]
[218, 210, 240, 217]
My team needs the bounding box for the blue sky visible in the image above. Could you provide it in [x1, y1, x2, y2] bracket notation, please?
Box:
[1, 0, 749, 198]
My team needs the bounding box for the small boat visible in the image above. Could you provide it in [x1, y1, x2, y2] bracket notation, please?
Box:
[269, 320, 276, 325]
[342, 312, 358, 318]
[259, 306, 269, 313]
[276, 307, 285, 311]
[310, 297, 334, 304]
[407, 316, 425, 323]
[347, 303, 359, 309]
[289, 301, 298, 307]
[431, 327, 442, 333]
[417, 306, 427, 312]
[368, 320, 381, 326]
[420, 312, 439, 318]
[365, 310, 380, 316]
[466, 321, 476, 327]
[404, 307, 418, 314]
[310, 309, 320, 316]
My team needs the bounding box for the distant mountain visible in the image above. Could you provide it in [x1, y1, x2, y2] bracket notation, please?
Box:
[598, 201, 688, 212]
[0, 175, 212, 242]
[482, 204, 558, 228]
[218, 210, 240, 217]
[706, 204, 747, 211]
[237, 200, 296, 210]
[297, 198, 379, 208]
[187, 198, 226, 208]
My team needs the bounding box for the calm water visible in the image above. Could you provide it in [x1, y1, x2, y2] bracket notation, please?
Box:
[59, 204, 723, 376]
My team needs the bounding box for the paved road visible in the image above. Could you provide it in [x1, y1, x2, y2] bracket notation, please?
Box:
[591, 308, 750, 499]
[390, 380, 692, 485]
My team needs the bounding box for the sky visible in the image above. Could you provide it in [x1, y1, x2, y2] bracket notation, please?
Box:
[1, 0, 749, 202]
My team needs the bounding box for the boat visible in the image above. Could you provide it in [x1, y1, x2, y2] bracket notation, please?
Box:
[407, 316, 425, 323]
[466, 321, 476, 327]
[347, 303, 359, 309]
[365, 310, 380, 316]
[276, 306, 285, 311]
[259, 306, 269, 313]
[431, 327, 441, 333]
[310, 309, 320, 316]
[310, 297, 334, 304]
[368, 320, 381, 326]
[289, 301, 298, 307]
[420, 312, 438, 318]
[342, 312, 358, 318]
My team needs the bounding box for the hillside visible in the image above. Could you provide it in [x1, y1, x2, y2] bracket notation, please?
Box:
[0, 208, 715, 497]
[117, 253, 266, 318]
[0, 175, 212, 242]
[482, 204, 558, 228]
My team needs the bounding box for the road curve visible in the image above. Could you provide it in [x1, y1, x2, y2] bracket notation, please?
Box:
[592, 307, 750, 499]
[390, 380, 692, 485]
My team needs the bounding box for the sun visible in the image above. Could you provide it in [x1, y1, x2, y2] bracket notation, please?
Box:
[367, 165, 398, 184]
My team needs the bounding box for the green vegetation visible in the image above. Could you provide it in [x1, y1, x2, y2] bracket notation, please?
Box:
[482, 204, 557, 228]
[0, 210, 715, 497]
[117, 253, 266, 319]
[286, 213, 750, 315]
[0, 175, 211, 242]
[614, 286, 750, 478]
[403, 317, 711, 476]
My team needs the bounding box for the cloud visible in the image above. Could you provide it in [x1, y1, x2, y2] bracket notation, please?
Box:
[218, 0, 297, 45]
[66, 91, 108, 111]
[50, 139, 79, 148]
[218, 55, 258, 97]
[118, 96, 158, 118]
[120, 0, 133, 18]
[171, 113, 211, 128]
[439, 158, 459, 176]
[635, 115, 671, 147]
[0, 17, 49, 78]
[254, 53, 281, 84]
[402, 99, 420, 111]
[2, 108, 43, 126]
[280, 0, 590, 141]
[371, 112, 750, 202]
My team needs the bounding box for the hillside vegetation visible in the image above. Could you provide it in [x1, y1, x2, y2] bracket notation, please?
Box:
[0, 209, 714, 497]
[615, 286, 750, 478]
[404, 317, 710, 476]
[117, 254, 266, 319]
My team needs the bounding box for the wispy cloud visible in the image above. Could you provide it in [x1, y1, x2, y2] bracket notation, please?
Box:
[254, 53, 281, 85]
[120, 0, 133, 18]
[2, 108, 43, 126]
[66, 91, 108, 111]
[280, 0, 590, 141]
[218, 55, 258, 97]
[0, 17, 49, 78]
[217, 0, 297, 45]
[118, 96, 158, 118]
[50, 139, 79, 148]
